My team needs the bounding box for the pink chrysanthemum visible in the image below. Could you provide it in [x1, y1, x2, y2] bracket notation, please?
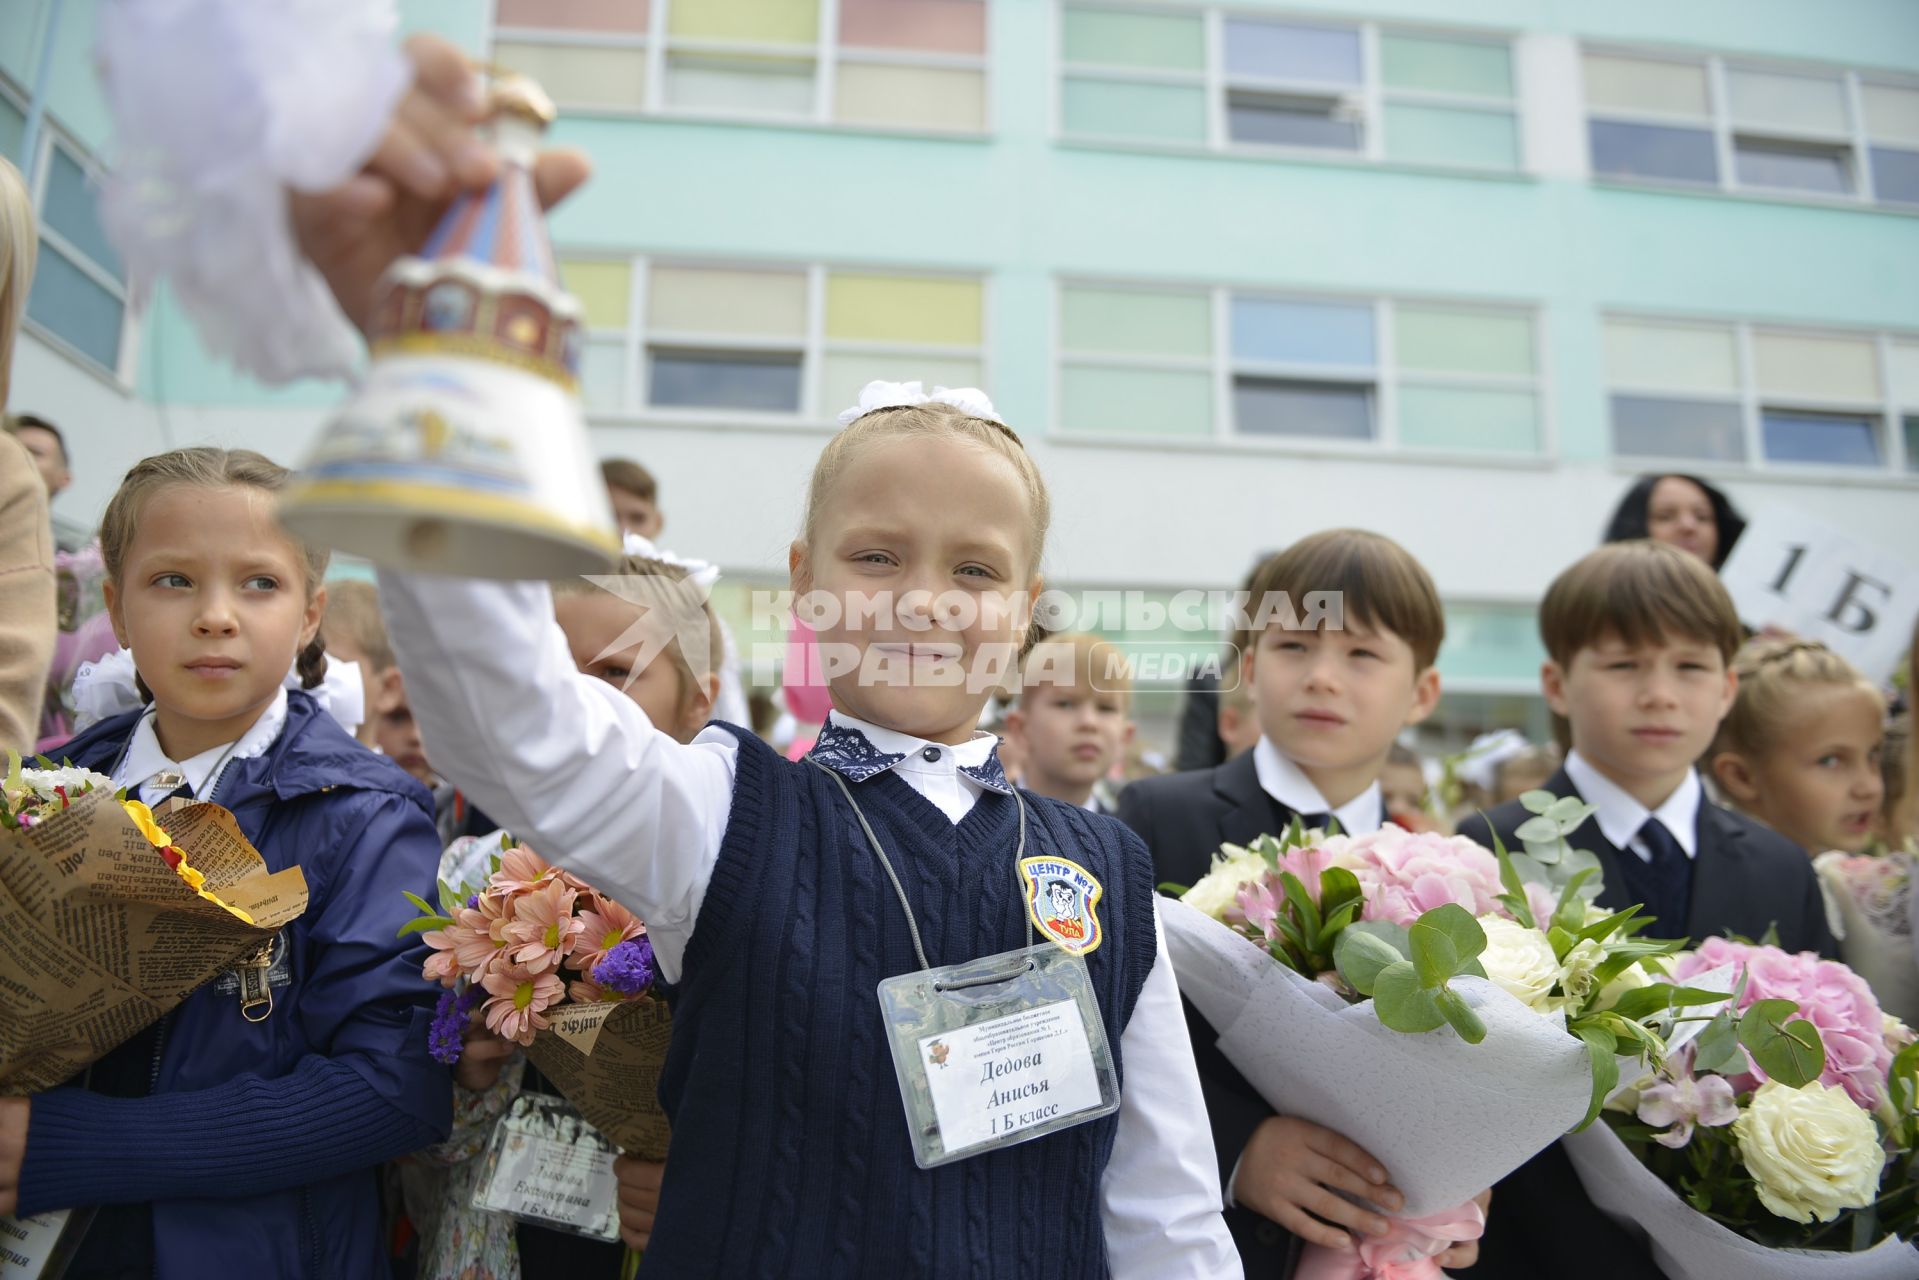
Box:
[503, 878, 584, 974]
[480, 963, 566, 1045]
[569, 894, 646, 974]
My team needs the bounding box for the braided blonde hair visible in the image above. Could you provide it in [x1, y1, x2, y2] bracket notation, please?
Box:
[1711, 636, 1882, 762]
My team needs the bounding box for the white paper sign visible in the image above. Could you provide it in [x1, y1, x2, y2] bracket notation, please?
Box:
[1719, 508, 1919, 684]
[473, 1128, 619, 1239]
[918, 1000, 1104, 1156]
[0, 1212, 68, 1279]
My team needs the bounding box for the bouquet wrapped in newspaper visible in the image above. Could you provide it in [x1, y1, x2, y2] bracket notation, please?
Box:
[0, 753, 309, 1092]
[401, 839, 671, 1161]
[1561, 936, 1919, 1279]
[1161, 795, 1798, 1280]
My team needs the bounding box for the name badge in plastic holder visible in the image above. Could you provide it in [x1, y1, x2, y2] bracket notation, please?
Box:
[879, 941, 1120, 1169]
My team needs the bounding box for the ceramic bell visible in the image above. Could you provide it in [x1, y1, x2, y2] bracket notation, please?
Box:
[280, 72, 619, 578]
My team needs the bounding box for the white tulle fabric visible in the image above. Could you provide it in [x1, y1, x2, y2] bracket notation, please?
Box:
[836, 379, 1005, 427]
[95, 0, 409, 383]
[71, 647, 366, 738]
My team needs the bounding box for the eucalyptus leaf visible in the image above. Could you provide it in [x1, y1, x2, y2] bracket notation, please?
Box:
[1374, 963, 1447, 1034]
[1434, 988, 1487, 1044]
[1739, 1000, 1826, 1087]
[1335, 927, 1403, 997]
[1514, 816, 1561, 846]
[1691, 1012, 1745, 1075]
[1344, 920, 1411, 960]
[1411, 904, 1486, 969]
[1518, 790, 1558, 814]
[1545, 796, 1591, 826]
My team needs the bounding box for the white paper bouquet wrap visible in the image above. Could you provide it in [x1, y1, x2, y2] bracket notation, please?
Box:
[1562, 1121, 1919, 1280]
[1160, 896, 1594, 1216]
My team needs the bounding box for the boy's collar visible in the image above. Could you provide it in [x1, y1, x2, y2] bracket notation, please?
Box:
[1253, 736, 1383, 835]
[1564, 750, 1701, 857]
[811, 711, 1012, 795]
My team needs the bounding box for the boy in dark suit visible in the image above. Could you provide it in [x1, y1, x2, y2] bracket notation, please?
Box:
[1455, 539, 1836, 1279]
[1121, 530, 1482, 1278]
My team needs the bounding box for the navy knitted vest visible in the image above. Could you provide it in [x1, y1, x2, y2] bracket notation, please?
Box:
[643, 725, 1158, 1279]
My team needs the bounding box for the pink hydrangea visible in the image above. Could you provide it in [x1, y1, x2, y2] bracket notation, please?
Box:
[1676, 938, 1891, 1109]
[1338, 826, 1509, 928]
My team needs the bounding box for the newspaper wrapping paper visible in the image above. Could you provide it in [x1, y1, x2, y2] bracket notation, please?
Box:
[523, 997, 673, 1161]
[1562, 1120, 1919, 1279]
[0, 791, 307, 1093]
[1160, 896, 1594, 1216]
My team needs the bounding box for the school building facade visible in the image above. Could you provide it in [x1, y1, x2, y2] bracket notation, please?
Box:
[10, 0, 1919, 750]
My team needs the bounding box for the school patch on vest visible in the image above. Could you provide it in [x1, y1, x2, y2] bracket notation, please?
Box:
[1018, 856, 1103, 956]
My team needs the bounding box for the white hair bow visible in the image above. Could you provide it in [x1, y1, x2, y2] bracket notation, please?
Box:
[71, 647, 366, 736]
[622, 533, 721, 592]
[836, 379, 1005, 428]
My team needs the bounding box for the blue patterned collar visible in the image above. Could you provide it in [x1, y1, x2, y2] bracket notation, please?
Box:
[809, 712, 1012, 795]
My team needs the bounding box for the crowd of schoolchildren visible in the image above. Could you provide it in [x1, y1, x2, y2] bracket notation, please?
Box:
[1, 33, 1915, 1280]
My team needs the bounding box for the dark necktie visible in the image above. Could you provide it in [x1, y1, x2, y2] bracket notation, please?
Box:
[1634, 817, 1693, 937]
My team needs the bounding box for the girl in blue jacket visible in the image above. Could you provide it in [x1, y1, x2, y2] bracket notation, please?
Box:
[0, 446, 451, 1278]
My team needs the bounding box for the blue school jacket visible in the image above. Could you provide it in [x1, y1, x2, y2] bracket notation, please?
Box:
[21, 691, 452, 1278]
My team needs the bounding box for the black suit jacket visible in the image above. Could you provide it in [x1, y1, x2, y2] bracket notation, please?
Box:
[1453, 767, 1835, 1280]
[1119, 751, 1380, 1279]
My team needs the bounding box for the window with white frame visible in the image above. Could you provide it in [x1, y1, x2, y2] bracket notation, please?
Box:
[1057, 281, 1543, 453]
[1058, 4, 1523, 172]
[557, 255, 988, 419]
[1604, 315, 1919, 471]
[4, 81, 132, 379]
[1583, 47, 1919, 209]
[491, 0, 989, 133]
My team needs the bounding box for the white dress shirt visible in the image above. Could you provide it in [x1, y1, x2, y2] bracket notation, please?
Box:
[113, 687, 289, 803]
[1253, 735, 1385, 837]
[1564, 750, 1701, 863]
[378, 571, 1242, 1280]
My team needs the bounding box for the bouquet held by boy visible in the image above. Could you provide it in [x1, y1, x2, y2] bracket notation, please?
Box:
[1161, 795, 1811, 1280]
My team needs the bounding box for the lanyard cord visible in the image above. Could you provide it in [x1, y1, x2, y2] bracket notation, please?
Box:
[807, 757, 1032, 974]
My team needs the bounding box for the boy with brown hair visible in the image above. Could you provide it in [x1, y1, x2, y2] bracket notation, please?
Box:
[1456, 539, 1835, 1280]
[1005, 631, 1134, 813]
[601, 457, 662, 539]
[1120, 529, 1472, 1277]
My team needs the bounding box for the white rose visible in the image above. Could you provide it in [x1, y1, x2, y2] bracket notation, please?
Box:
[1477, 917, 1562, 1014]
[1182, 844, 1272, 921]
[1734, 1081, 1886, 1224]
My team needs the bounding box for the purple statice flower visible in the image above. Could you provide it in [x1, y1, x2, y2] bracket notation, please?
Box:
[428, 983, 486, 1065]
[592, 937, 656, 998]
[467, 894, 481, 910]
